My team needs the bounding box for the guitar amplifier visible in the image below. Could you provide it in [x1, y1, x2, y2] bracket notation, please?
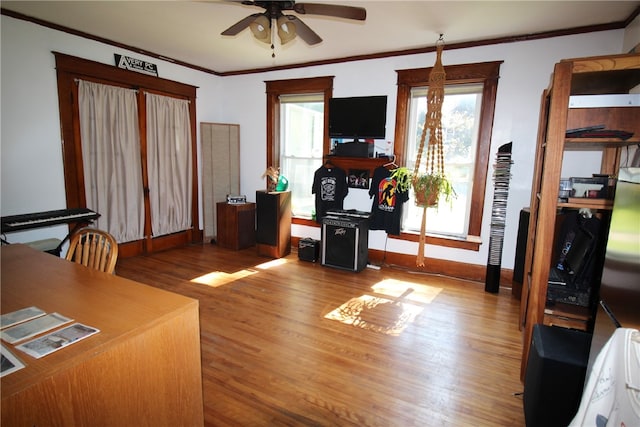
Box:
[321, 215, 369, 272]
[298, 238, 320, 262]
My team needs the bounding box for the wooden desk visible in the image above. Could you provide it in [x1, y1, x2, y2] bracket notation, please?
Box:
[1, 245, 204, 426]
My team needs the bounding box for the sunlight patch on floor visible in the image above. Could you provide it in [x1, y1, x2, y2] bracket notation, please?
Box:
[324, 278, 442, 335]
[190, 259, 288, 287]
[325, 294, 423, 336]
[190, 269, 257, 287]
[371, 278, 443, 304]
[255, 258, 288, 270]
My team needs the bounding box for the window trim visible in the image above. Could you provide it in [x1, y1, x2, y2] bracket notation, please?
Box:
[266, 76, 334, 223]
[393, 61, 502, 251]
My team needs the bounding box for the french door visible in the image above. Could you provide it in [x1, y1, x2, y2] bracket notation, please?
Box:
[54, 52, 199, 257]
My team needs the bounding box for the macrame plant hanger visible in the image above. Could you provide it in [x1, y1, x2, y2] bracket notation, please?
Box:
[413, 35, 446, 267]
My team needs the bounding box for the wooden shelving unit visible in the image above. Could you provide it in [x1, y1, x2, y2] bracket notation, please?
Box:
[324, 155, 391, 177]
[519, 53, 640, 380]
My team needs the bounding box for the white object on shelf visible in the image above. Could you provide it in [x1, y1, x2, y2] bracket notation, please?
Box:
[569, 94, 640, 108]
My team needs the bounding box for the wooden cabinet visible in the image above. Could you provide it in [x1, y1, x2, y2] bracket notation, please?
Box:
[201, 122, 240, 242]
[216, 202, 255, 250]
[256, 190, 291, 258]
[520, 53, 640, 379]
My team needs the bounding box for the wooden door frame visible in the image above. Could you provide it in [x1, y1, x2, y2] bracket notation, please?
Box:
[54, 52, 201, 257]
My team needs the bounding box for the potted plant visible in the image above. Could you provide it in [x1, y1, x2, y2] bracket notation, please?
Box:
[412, 171, 456, 207]
[391, 167, 456, 208]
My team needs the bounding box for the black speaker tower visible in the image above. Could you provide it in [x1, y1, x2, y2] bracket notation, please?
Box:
[513, 208, 530, 285]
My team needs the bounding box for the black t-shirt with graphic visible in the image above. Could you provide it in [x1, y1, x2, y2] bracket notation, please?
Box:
[368, 166, 409, 235]
[312, 165, 349, 223]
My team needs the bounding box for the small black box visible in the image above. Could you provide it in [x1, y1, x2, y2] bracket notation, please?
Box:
[335, 142, 374, 158]
[298, 238, 320, 262]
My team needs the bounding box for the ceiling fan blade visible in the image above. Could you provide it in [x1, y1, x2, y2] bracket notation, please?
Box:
[288, 16, 322, 45]
[221, 13, 264, 36]
[293, 3, 366, 20]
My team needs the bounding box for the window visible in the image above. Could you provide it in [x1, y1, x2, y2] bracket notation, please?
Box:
[279, 94, 325, 218]
[404, 83, 483, 237]
[394, 61, 502, 250]
[266, 77, 333, 222]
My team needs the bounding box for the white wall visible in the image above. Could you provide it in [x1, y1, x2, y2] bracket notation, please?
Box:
[1, 15, 224, 244]
[218, 30, 626, 269]
[1, 14, 628, 270]
[624, 13, 640, 53]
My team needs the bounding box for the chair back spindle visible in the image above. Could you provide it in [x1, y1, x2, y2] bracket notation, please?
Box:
[66, 228, 118, 274]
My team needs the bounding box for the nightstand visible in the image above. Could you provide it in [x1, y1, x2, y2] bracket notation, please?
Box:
[216, 202, 256, 250]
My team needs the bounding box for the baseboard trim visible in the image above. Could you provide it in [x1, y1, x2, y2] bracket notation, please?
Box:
[291, 236, 514, 290]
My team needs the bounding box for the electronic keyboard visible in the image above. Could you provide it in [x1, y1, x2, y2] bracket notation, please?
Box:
[1, 208, 100, 233]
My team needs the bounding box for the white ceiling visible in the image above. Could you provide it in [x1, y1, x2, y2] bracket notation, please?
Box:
[2, 1, 639, 75]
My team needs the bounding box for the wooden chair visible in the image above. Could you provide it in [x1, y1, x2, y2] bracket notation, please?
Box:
[65, 228, 118, 274]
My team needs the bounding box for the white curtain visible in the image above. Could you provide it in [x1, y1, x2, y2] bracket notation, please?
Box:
[78, 80, 145, 243]
[145, 93, 192, 236]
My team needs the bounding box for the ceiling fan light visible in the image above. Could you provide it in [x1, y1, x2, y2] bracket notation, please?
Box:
[277, 16, 296, 44]
[249, 15, 271, 43]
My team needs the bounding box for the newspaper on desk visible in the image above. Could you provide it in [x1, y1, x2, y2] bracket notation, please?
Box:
[16, 323, 100, 359]
[1, 313, 73, 344]
[1, 344, 25, 377]
[0, 306, 46, 329]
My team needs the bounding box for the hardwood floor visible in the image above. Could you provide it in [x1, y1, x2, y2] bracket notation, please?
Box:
[115, 243, 526, 426]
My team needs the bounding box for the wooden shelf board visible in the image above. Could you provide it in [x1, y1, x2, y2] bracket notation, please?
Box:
[565, 137, 640, 147]
[325, 156, 392, 177]
[543, 314, 589, 331]
[545, 300, 591, 317]
[560, 198, 613, 210]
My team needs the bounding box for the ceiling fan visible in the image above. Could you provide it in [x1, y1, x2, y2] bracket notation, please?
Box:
[221, 1, 366, 48]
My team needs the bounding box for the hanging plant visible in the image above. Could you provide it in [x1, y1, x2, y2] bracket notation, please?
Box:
[410, 35, 457, 266]
[390, 167, 456, 208]
[412, 172, 456, 208]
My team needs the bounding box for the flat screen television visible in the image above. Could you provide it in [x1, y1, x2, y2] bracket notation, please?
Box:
[328, 95, 387, 141]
